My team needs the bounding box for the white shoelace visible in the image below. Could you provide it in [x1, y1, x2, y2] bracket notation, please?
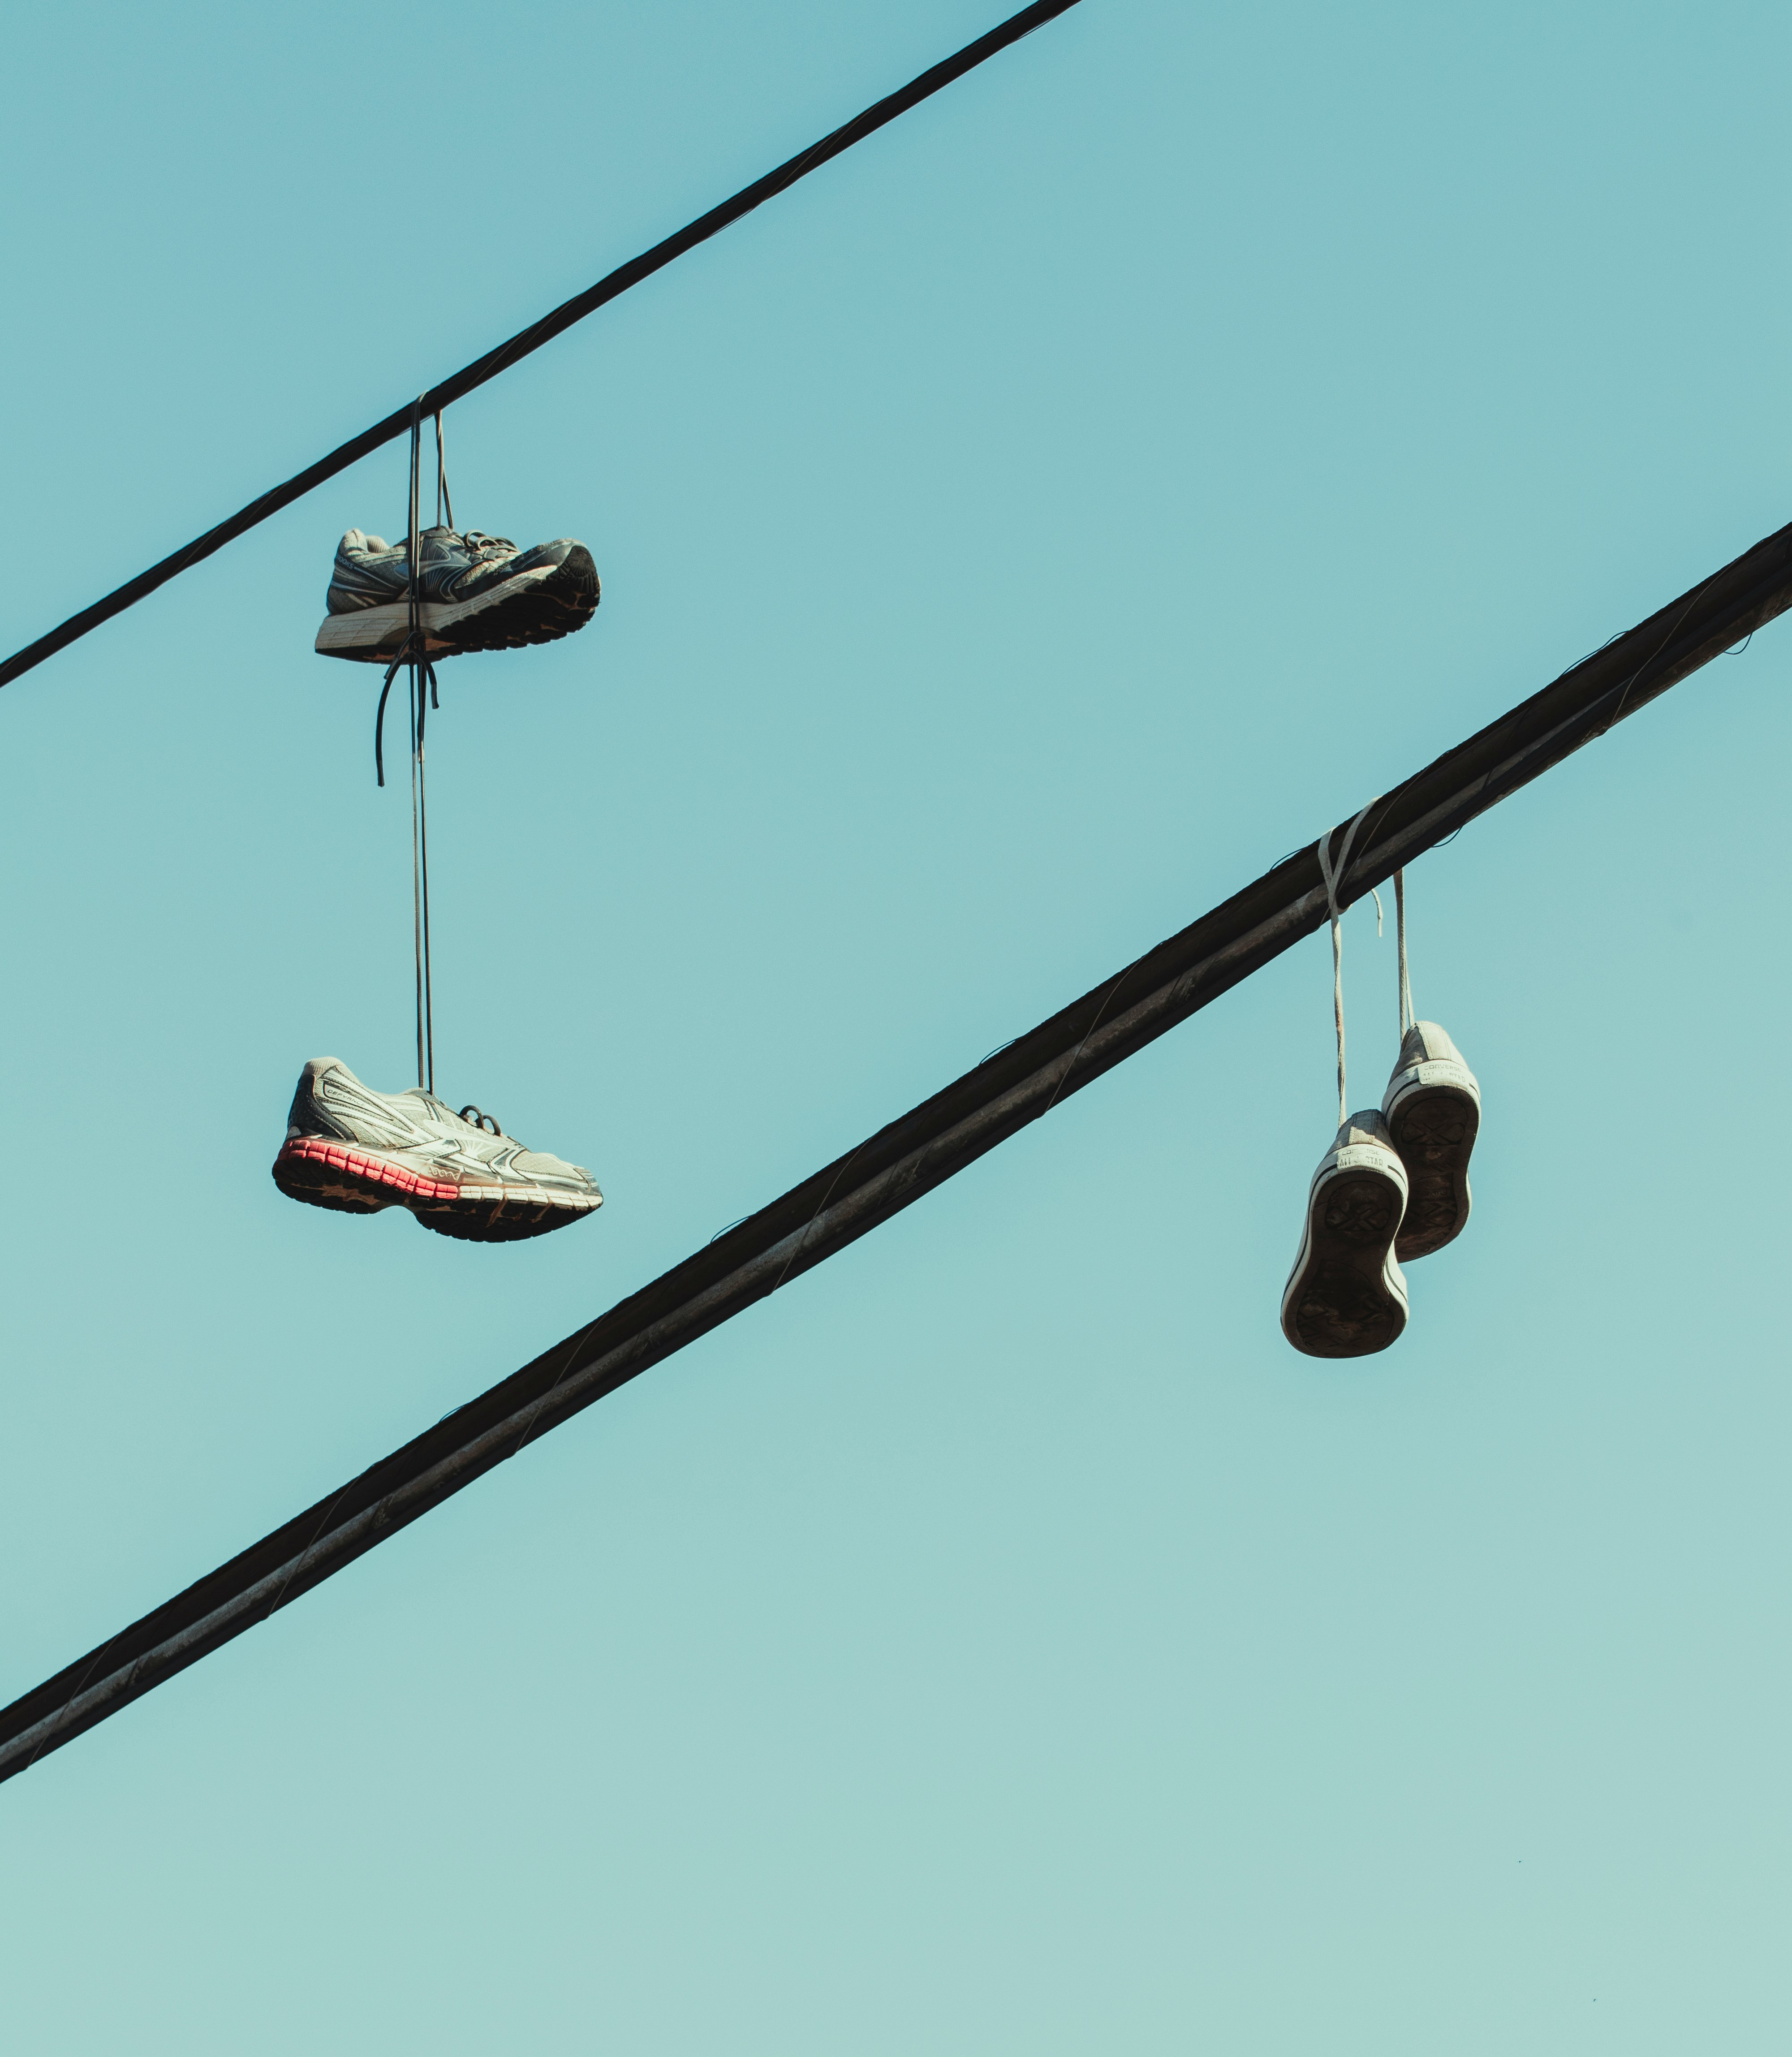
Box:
[1395, 865, 1413, 1039]
[1315, 797, 1381, 1127]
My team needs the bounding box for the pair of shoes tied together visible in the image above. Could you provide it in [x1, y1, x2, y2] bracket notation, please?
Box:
[315, 525, 600, 664]
[272, 1058, 603, 1243]
[1280, 1022, 1480, 1359]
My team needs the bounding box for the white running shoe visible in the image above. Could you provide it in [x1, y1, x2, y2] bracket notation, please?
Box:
[1381, 1022, 1480, 1261]
[1280, 1112, 1410, 1358]
[271, 1057, 602, 1243]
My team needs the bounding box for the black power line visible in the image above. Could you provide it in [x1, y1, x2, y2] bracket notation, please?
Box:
[4, 515, 1787, 1788]
[0, 0, 1086, 695]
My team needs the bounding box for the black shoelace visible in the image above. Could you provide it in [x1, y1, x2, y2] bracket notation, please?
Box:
[370, 405, 453, 1091]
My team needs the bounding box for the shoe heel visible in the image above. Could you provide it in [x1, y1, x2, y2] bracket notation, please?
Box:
[1281, 1158, 1409, 1359]
[1386, 1085, 1479, 1260]
[1319, 1172, 1402, 1245]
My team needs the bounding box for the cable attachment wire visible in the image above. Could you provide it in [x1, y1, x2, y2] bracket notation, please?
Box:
[1314, 796, 1381, 1127]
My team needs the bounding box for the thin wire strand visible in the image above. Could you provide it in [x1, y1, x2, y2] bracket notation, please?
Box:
[435, 411, 453, 533]
[406, 408, 430, 1091]
[409, 669, 426, 1090]
[418, 682, 435, 1096]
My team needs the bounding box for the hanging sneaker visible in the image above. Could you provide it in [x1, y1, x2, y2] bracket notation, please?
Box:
[314, 526, 600, 664]
[1381, 1022, 1480, 1261]
[1280, 1112, 1410, 1358]
[271, 1057, 603, 1243]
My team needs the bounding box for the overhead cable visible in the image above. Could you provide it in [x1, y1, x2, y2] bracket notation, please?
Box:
[0, 0, 1086, 694]
[4, 514, 1788, 1787]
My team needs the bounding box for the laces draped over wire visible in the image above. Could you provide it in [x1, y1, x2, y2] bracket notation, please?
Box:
[1314, 804, 1422, 1124]
[372, 408, 448, 788]
[1314, 797, 1381, 1127]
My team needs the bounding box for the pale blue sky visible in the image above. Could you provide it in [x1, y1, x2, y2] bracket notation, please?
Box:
[3, 1, 1791, 2050]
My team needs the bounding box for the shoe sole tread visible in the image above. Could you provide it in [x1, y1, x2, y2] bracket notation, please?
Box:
[1383, 1082, 1478, 1261]
[272, 1136, 599, 1242]
[1281, 1165, 1408, 1358]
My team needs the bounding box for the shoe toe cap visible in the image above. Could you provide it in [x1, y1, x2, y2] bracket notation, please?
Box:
[514, 1147, 602, 1198]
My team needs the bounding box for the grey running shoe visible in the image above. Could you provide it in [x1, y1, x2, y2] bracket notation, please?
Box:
[314, 526, 600, 664]
[1280, 1112, 1410, 1358]
[271, 1057, 603, 1243]
[1381, 1022, 1480, 1262]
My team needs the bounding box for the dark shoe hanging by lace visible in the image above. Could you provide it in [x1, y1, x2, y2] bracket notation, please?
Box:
[316, 526, 600, 664]
[1280, 1111, 1411, 1358]
[1380, 1021, 1480, 1261]
[1281, 800, 1409, 1358]
[1378, 870, 1482, 1263]
[272, 1057, 603, 1243]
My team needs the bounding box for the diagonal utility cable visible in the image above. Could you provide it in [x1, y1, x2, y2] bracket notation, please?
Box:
[4, 516, 1790, 1788]
[0, 0, 1085, 695]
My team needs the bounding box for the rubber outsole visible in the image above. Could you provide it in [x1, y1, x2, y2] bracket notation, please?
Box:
[1384, 1084, 1478, 1261]
[271, 1136, 600, 1244]
[315, 548, 600, 664]
[1281, 1166, 1409, 1358]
